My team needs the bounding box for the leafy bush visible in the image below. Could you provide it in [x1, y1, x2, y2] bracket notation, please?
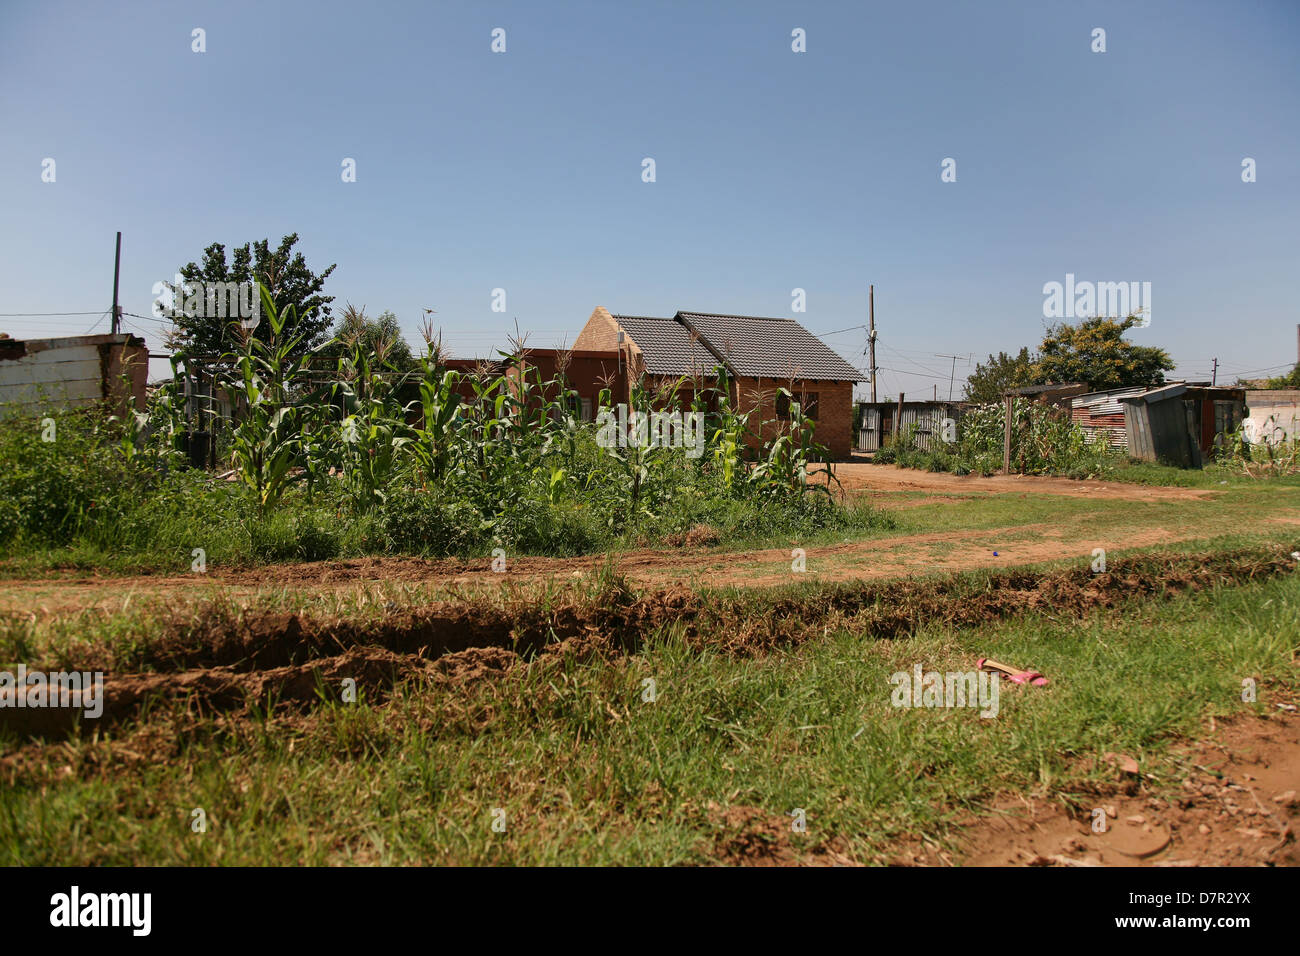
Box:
[0, 411, 144, 547]
[876, 400, 1116, 478]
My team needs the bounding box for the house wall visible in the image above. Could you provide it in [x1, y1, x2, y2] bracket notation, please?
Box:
[598, 371, 853, 459]
[1070, 389, 1143, 449]
[573, 307, 622, 352]
[507, 349, 624, 421]
[1245, 390, 1300, 443]
[0, 334, 147, 417]
[1073, 407, 1129, 448]
[444, 358, 499, 405]
[734, 376, 853, 460]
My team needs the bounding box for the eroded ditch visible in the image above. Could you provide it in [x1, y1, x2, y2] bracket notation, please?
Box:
[2, 546, 1295, 736]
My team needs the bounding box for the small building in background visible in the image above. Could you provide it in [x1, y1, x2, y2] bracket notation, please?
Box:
[1243, 389, 1300, 445]
[1070, 386, 1150, 450]
[0, 333, 148, 418]
[854, 400, 963, 452]
[1003, 382, 1089, 407]
[574, 307, 863, 458]
[1119, 384, 1246, 468]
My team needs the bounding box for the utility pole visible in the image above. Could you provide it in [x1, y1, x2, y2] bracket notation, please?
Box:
[1003, 394, 1013, 474]
[937, 353, 964, 402]
[868, 285, 878, 403]
[1211, 357, 1218, 386]
[111, 231, 122, 335]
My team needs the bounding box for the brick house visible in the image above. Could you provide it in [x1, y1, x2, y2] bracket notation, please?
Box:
[573, 307, 863, 459]
[503, 348, 626, 423]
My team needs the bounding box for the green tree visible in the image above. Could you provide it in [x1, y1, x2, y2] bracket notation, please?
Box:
[1034, 316, 1173, 391]
[170, 234, 336, 359]
[1254, 364, 1300, 389]
[321, 306, 417, 372]
[964, 347, 1036, 403]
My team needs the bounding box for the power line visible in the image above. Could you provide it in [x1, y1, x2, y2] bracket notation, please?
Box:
[85, 310, 111, 334]
[120, 316, 161, 337]
[122, 311, 177, 325]
[877, 365, 952, 382]
[1217, 362, 1295, 378]
[879, 344, 950, 378]
[0, 310, 104, 317]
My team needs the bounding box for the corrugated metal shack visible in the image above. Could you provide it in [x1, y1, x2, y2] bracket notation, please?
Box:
[856, 400, 962, 452]
[1070, 387, 1148, 449]
[1120, 384, 1246, 468]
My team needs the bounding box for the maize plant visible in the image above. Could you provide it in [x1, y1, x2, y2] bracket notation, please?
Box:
[220, 285, 318, 513]
[707, 364, 749, 492]
[335, 328, 412, 510]
[411, 331, 462, 484]
[749, 387, 835, 499]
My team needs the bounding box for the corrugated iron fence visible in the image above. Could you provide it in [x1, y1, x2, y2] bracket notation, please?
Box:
[857, 402, 960, 452]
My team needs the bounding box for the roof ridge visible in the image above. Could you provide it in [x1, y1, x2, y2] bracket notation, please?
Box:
[677, 311, 795, 322]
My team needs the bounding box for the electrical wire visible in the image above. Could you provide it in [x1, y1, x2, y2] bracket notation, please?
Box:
[1217, 362, 1295, 378]
[880, 344, 951, 379]
[122, 311, 177, 325]
[0, 310, 104, 317]
[84, 310, 111, 334]
[877, 365, 953, 382]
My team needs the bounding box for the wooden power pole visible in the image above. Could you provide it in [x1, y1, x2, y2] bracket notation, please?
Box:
[1003, 395, 1013, 474]
[868, 285, 878, 403]
[110, 231, 122, 335]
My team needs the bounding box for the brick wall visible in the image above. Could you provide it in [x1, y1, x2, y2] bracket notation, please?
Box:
[508, 349, 624, 420]
[812, 380, 854, 459]
[733, 376, 853, 460]
[574, 306, 621, 351]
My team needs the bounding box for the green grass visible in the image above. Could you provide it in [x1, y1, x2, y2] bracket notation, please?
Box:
[1109, 459, 1300, 488]
[3, 557, 1295, 865]
[885, 480, 1300, 539]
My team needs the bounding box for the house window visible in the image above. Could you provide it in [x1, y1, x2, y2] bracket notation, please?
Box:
[777, 391, 819, 420]
[581, 398, 593, 422]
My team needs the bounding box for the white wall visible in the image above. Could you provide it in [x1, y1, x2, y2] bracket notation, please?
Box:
[1245, 390, 1300, 443]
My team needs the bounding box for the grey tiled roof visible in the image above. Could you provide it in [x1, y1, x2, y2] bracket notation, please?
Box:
[610, 315, 721, 377]
[677, 312, 864, 381]
[609, 311, 864, 382]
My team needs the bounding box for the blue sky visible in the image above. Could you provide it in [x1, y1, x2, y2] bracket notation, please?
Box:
[1, 0, 1296, 398]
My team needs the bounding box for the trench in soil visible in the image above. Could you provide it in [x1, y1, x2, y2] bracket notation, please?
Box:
[3, 545, 1296, 736]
